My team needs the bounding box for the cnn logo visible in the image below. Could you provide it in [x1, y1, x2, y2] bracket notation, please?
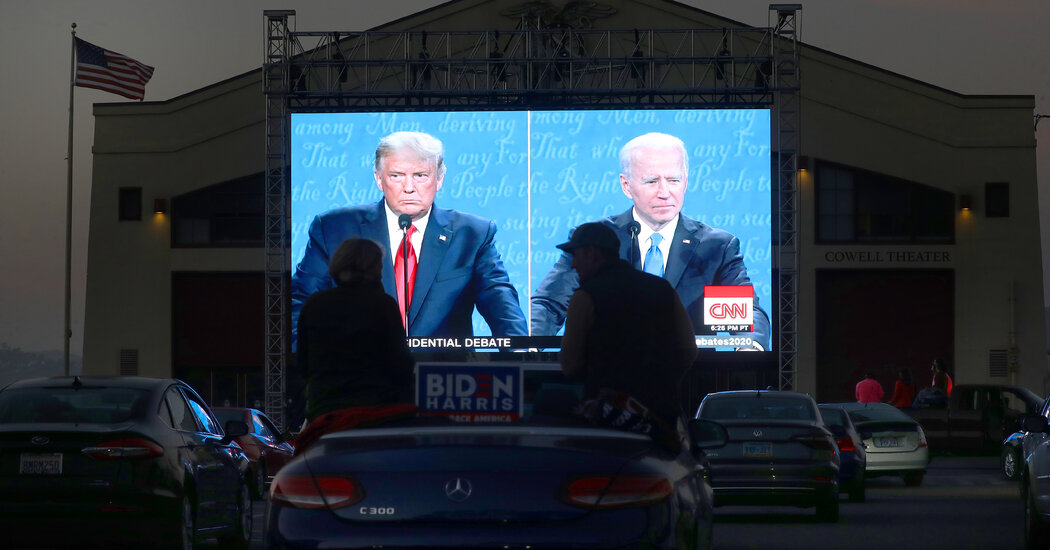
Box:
[703, 285, 755, 326]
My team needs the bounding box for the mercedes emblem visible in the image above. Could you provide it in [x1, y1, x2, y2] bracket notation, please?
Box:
[444, 477, 473, 502]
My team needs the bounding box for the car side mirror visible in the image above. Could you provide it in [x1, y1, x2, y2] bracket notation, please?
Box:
[690, 419, 728, 450]
[220, 420, 250, 445]
[1019, 414, 1049, 434]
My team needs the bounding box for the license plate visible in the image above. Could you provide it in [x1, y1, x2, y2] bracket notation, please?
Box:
[20, 453, 62, 475]
[744, 442, 772, 457]
[875, 437, 900, 448]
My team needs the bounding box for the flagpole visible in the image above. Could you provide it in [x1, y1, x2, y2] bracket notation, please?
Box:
[65, 23, 76, 376]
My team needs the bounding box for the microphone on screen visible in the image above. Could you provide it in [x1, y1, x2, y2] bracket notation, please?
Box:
[398, 214, 413, 338]
[627, 221, 641, 267]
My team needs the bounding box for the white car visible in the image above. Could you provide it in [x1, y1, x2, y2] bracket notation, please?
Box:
[824, 402, 929, 486]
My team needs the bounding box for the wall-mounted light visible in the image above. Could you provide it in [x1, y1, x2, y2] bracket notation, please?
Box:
[797, 155, 810, 172]
[959, 195, 972, 212]
[153, 198, 167, 215]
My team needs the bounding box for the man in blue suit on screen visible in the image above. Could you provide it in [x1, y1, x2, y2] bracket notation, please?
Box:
[292, 131, 527, 342]
[531, 132, 770, 350]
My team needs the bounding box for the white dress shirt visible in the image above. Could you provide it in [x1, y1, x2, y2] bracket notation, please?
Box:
[633, 208, 678, 275]
[384, 203, 431, 265]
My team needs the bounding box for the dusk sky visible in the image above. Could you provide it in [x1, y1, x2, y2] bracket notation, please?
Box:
[1, 0, 1047, 356]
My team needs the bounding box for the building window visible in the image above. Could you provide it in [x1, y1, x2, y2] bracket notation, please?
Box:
[816, 162, 954, 244]
[172, 174, 264, 247]
[118, 187, 142, 221]
[985, 182, 1009, 218]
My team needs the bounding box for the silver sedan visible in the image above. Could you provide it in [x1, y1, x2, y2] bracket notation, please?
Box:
[823, 402, 929, 486]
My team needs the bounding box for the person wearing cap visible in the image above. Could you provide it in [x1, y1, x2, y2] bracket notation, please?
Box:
[291, 131, 527, 344]
[558, 222, 698, 425]
[531, 131, 770, 351]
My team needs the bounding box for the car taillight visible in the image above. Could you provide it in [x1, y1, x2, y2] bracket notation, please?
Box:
[792, 434, 835, 451]
[270, 473, 362, 509]
[563, 476, 671, 509]
[81, 438, 163, 460]
[836, 436, 855, 452]
[918, 426, 928, 448]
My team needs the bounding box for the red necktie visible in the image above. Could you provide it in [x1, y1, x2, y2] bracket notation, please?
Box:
[394, 224, 418, 329]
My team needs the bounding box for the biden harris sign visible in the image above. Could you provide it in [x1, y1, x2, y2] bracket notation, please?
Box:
[416, 363, 524, 422]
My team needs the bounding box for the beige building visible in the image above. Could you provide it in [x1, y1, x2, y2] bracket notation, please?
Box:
[84, 0, 1046, 412]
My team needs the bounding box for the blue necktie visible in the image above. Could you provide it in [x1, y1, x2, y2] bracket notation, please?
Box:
[644, 233, 664, 277]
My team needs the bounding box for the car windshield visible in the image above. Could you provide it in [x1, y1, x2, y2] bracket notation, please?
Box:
[701, 396, 816, 421]
[840, 404, 912, 423]
[0, 386, 149, 424]
[819, 407, 848, 430]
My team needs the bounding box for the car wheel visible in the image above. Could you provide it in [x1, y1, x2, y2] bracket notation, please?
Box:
[815, 495, 839, 523]
[217, 481, 252, 550]
[902, 471, 924, 487]
[163, 495, 195, 550]
[1025, 487, 1050, 550]
[250, 461, 267, 500]
[1002, 446, 1021, 481]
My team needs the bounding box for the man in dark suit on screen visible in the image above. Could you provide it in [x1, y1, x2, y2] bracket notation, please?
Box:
[531, 132, 770, 350]
[292, 131, 527, 342]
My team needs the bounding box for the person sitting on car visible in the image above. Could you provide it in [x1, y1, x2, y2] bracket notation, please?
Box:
[296, 238, 416, 422]
[556, 222, 696, 443]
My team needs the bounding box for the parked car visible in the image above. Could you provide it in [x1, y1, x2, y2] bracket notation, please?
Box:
[1003, 429, 1026, 481]
[904, 383, 1043, 452]
[1019, 393, 1050, 548]
[695, 390, 840, 522]
[819, 404, 868, 502]
[213, 406, 295, 498]
[0, 376, 253, 550]
[1020, 412, 1050, 549]
[266, 384, 729, 550]
[827, 402, 929, 486]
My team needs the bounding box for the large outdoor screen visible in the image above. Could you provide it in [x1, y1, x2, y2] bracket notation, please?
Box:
[291, 108, 773, 352]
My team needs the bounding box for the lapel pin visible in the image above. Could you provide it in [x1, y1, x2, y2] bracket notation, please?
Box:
[683, 239, 691, 244]
[439, 234, 447, 242]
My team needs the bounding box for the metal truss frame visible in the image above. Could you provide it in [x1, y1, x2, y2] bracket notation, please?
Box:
[263, 7, 802, 428]
[263, 10, 294, 430]
[770, 5, 801, 391]
[277, 26, 778, 109]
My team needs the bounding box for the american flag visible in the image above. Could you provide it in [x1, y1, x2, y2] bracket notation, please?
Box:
[74, 37, 154, 100]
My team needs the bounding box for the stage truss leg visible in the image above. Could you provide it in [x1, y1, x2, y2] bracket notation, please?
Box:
[771, 4, 801, 390]
[263, 10, 294, 430]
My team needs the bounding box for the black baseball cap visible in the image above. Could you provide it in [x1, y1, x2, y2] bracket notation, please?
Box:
[556, 222, 620, 253]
